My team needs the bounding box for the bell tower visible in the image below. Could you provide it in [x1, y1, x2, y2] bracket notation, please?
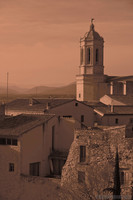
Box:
[76, 20, 107, 102]
[80, 19, 104, 75]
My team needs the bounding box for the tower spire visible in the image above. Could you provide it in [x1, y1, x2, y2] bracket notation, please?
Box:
[90, 18, 94, 30]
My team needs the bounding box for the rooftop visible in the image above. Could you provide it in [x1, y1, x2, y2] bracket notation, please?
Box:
[0, 114, 55, 136]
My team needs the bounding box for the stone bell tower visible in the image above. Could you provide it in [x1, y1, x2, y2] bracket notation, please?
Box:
[76, 19, 107, 102]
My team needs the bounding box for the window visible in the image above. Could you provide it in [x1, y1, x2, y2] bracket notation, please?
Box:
[9, 163, 14, 172]
[75, 103, 78, 107]
[29, 162, 40, 176]
[52, 125, 55, 151]
[80, 146, 86, 162]
[0, 138, 18, 146]
[115, 118, 119, 124]
[80, 48, 83, 64]
[81, 115, 84, 123]
[79, 93, 81, 98]
[96, 48, 99, 62]
[0, 138, 6, 145]
[12, 139, 18, 146]
[78, 171, 85, 184]
[87, 48, 91, 64]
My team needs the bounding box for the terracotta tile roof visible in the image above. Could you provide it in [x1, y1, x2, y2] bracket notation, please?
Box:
[0, 114, 55, 136]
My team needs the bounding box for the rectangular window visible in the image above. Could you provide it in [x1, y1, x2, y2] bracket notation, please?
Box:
[96, 48, 99, 62]
[80, 146, 86, 162]
[0, 138, 6, 145]
[75, 103, 78, 107]
[29, 162, 40, 176]
[79, 93, 81, 98]
[52, 125, 55, 151]
[9, 163, 14, 172]
[115, 118, 119, 124]
[80, 48, 83, 64]
[78, 171, 85, 184]
[7, 139, 11, 145]
[87, 48, 91, 64]
[12, 139, 18, 146]
[81, 115, 84, 123]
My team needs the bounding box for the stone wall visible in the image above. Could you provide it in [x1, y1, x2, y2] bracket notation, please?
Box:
[61, 126, 133, 199]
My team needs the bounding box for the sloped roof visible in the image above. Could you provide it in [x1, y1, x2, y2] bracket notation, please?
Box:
[101, 95, 133, 106]
[94, 105, 133, 115]
[0, 114, 55, 136]
[7, 98, 74, 112]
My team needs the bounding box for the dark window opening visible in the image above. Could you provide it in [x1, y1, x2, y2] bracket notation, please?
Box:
[115, 118, 119, 124]
[79, 93, 81, 98]
[80, 146, 86, 162]
[0, 138, 18, 146]
[29, 162, 40, 176]
[87, 48, 91, 64]
[12, 139, 18, 146]
[52, 125, 55, 151]
[78, 171, 85, 184]
[0, 138, 6, 145]
[9, 163, 14, 172]
[75, 103, 78, 107]
[7, 139, 11, 145]
[120, 171, 124, 185]
[81, 115, 84, 123]
[96, 49, 99, 63]
[63, 116, 72, 118]
[80, 48, 83, 64]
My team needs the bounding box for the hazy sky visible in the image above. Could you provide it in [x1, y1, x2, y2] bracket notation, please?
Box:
[0, 0, 133, 87]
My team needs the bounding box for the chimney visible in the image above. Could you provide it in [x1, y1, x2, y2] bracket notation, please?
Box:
[111, 104, 114, 113]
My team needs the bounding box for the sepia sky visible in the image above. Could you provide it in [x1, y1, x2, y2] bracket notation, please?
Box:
[0, 0, 133, 87]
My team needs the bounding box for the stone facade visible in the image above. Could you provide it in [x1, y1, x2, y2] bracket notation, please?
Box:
[61, 125, 133, 199]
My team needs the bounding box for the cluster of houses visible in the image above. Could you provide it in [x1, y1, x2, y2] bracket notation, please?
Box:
[0, 20, 133, 199]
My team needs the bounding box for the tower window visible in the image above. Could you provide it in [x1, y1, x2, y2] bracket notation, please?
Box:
[96, 49, 99, 63]
[79, 93, 81, 98]
[80, 48, 83, 64]
[87, 48, 91, 64]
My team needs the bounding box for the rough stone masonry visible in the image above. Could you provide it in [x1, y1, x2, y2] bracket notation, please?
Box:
[61, 125, 133, 200]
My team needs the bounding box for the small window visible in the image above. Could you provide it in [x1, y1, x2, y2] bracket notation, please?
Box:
[80, 146, 86, 162]
[96, 48, 99, 62]
[80, 48, 83, 64]
[120, 171, 124, 185]
[78, 171, 85, 184]
[81, 115, 84, 123]
[115, 118, 119, 124]
[79, 93, 81, 98]
[29, 162, 40, 176]
[7, 139, 11, 145]
[87, 48, 91, 64]
[12, 139, 18, 146]
[75, 103, 78, 107]
[9, 163, 14, 172]
[0, 138, 6, 145]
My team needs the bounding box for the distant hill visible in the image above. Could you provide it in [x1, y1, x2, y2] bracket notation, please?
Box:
[27, 82, 76, 96]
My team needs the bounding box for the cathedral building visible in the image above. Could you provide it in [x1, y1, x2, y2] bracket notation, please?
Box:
[76, 20, 133, 102]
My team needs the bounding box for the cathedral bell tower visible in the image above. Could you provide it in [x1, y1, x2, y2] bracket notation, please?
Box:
[76, 20, 107, 102]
